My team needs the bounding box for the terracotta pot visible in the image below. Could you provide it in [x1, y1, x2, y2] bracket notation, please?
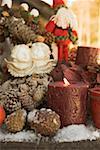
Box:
[90, 87, 100, 128]
[48, 82, 89, 127]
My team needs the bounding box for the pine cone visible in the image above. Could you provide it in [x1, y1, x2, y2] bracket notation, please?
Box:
[28, 108, 61, 136]
[19, 93, 34, 111]
[0, 75, 50, 111]
[4, 97, 21, 113]
[33, 85, 46, 107]
[0, 80, 21, 108]
[26, 77, 37, 96]
[32, 74, 50, 107]
[4, 17, 38, 44]
[5, 109, 26, 133]
[18, 84, 35, 111]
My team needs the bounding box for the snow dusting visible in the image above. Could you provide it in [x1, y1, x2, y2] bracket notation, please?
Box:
[22, 109, 27, 118]
[28, 109, 38, 123]
[0, 129, 41, 142]
[0, 124, 100, 143]
[53, 124, 98, 142]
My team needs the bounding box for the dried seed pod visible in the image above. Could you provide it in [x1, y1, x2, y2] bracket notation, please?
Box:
[5, 109, 26, 133]
[18, 84, 35, 111]
[4, 96, 21, 114]
[4, 17, 37, 44]
[33, 85, 46, 107]
[28, 108, 61, 136]
[0, 75, 51, 111]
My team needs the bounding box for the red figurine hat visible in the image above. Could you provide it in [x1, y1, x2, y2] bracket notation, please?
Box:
[53, 0, 65, 8]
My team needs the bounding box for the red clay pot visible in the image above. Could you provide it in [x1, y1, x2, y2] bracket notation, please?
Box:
[90, 87, 100, 128]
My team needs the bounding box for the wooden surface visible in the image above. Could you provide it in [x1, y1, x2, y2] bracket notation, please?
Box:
[1, 140, 100, 150]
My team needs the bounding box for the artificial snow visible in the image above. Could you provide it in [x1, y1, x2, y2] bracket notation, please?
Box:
[53, 124, 99, 142]
[28, 109, 38, 123]
[0, 124, 100, 143]
[0, 129, 41, 142]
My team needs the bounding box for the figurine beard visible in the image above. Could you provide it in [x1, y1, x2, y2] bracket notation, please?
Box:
[52, 7, 78, 30]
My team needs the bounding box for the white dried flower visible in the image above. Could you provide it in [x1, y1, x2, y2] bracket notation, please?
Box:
[30, 8, 39, 17]
[1, 0, 12, 8]
[20, 3, 29, 11]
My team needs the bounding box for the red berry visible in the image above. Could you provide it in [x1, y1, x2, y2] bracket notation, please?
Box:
[0, 105, 6, 127]
[72, 30, 78, 36]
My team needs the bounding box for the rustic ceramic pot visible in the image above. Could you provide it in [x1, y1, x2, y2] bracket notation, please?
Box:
[76, 46, 100, 68]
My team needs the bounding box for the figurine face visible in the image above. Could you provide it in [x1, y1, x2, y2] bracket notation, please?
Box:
[54, 7, 78, 30]
[55, 7, 69, 29]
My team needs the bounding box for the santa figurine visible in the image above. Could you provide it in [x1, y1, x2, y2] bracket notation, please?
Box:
[45, 0, 78, 63]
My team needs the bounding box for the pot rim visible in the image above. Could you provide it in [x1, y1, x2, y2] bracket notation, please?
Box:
[78, 46, 100, 50]
[89, 87, 100, 96]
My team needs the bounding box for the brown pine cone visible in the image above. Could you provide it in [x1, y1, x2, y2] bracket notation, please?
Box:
[32, 74, 51, 107]
[33, 85, 46, 102]
[18, 84, 35, 111]
[4, 17, 38, 44]
[2, 88, 21, 114]
[19, 93, 34, 111]
[28, 108, 61, 136]
[5, 109, 26, 133]
[4, 97, 21, 114]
